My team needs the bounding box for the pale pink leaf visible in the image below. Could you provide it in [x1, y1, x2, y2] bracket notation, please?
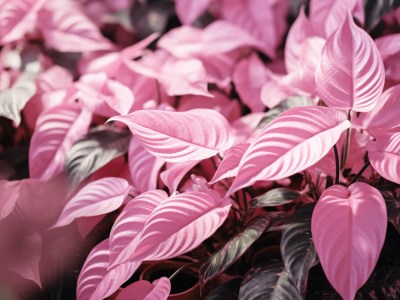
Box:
[109, 109, 234, 162]
[366, 132, 400, 184]
[0, 180, 20, 222]
[233, 54, 269, 112]
[219, 0, 288, 58]
[210, 143, 250, 184]
[375, 33, 400, 60]
[311, 183, 387, 300]
[29, 103, 92, 180]
[51, 177, 129, 228]
[231, 112, 264, 144]
[38, 0, 113, 52]
[109, 190, 169, 263]
[358, 84, 400, 136]
[129, 137, 165, 194]
[37, 66, 73, 93]
[315, 13, 385, 112]
[0, 0, 45, 44]
[160, 160, 200, 192]
[228, 106, 350, 195]
[111, 189, 231, 266]
[77, 239, 140, 300]
[116, 277, 171, 300]
[175, 0, 214, 24]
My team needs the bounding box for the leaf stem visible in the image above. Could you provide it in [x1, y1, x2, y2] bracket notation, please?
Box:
[341, 110, 352, 169]
[333, 144, 340, 185]
[349, 160, 370, 185]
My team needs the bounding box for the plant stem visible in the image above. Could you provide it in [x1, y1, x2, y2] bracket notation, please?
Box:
[349, 160, 370, 185]
[333, 144, 340, 185]
[341, 110, 352, 169]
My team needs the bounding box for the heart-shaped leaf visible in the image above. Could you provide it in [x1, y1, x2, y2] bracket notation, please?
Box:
[51, 177, 129, 229]
[109, 190, 169, 263]
[64, 126, 131, 188]
[200, 214, 270, 284]
[366, 131, 400, 184]
[281, 204, 318, 296]
[77, 239, 141, 300]
[315, 13, 385, 112]
[250, 188, 301, 208]
[109, 109, 233, 162]
[311, 183, 387, 300]
[228, 106, 350, 195]
[111, 188, 231, 267]
[239, 261, 302, 300]
[29, 103, 92, 181]
[116, 277, 171, 300]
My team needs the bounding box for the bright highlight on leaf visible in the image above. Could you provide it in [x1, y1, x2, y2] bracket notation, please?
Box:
[311, 183, 387, 300]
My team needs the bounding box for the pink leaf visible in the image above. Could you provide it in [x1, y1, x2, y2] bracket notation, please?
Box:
[109, 190, 169, 263]
[129, 137, 165, 194]
[37, 66, 73, 93]
[109, 109, 233, 162]
[375, 33, 400, 82]
[0, 180, 21, 222]
[77, 239, 140, 300]
[175, 0, 214, 24]
[29, 103, 91, 180]
[38, 0, 113, 52]
[160, 160, 200, 192]
[315, 13, 385, 112]
[51, 177, 129, 228]
[228, 106, 350, 195]
[0, 0, 45, 44]
[116, 277, 171, 300]
[311, 183, 387, 300]
[366, 132, 400, 184]
[210, 143, 250, 184]
[219, 0, 288, 58]
[233, 54, 269, 112]
[111, 189, 231, 266]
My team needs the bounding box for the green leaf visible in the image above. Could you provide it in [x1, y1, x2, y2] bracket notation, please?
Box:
[250, 188, 301, 208]
[364, 0, 400, 30]
[64, 126, 131, 189]
[257, 95, 313, 129]
[239, 260, 302, 300]
[205, 278, 242, 300]
[281, 204, 318, 296]
[200, 215, 270, 285]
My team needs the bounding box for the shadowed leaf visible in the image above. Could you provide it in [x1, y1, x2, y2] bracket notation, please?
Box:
[250, 188, 301, 208]
[239, 260, 302, 300]
[205, 278, 242, 300]
[200, 215, 270, 284]
[281, 204, 318, 296]
[385, 195, 400, 235]
[64, 126, 131, 189]
[364, 0, 400, 30]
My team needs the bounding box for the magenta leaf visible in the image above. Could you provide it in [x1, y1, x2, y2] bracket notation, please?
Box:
[109, 109, 233, 162]
[0, 180, 21, 222]
[116, 277, 171, 300]
[0, 0, 45, 45]
[175, 0, 213, 24]
[315, 13, 385, 112]
[109, 190, 169, 263]
[51, 177, 129, 228]
[38, 0, 113, 52]
[367, 132, 400, 184]
[228, 106, 350, 195]
[311, 183, 387, 300]
[29, 103, 92, 181]
[111, 189, 231, 266]
[77, 239, 140, 300]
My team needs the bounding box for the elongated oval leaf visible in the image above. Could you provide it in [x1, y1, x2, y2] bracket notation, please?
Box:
[311, 183, 387, 300]
[109, 190, 169, 263]
[51, 177, 129, 229]
[281, 204, 318, 296]
[109, 109, 234, 162]
[111, 189, 231, 267]
[250, 188, 301, 208]
[315, 13, 385, 112]
[29, 103, 92, 181]
[200, 214, 270, 284]
[77, 239, 140, 300]
[64, 126, 131, 188]
[209, 143, 249, 184]
[239, 261, 302, 300]
[228, 106, 350, 195]
[366, 132, 400, 184]
[116, 277, 171, 300]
